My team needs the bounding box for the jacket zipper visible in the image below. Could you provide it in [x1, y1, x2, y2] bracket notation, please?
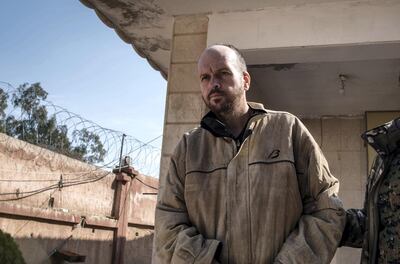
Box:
[229, 121, 256, 264]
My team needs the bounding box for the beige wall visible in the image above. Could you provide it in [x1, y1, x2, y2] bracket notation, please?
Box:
[0, 133, 157, 264]
[303, 117, 367, 263]
[125, 226, 154, 264]
[160, 15, 209, 178]
[207, 0, 400, 52]
[0, 133, 115, 216]
[0, 217, 114, 264]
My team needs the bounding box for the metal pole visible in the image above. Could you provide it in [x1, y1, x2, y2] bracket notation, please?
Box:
[118, 134, 126, 172]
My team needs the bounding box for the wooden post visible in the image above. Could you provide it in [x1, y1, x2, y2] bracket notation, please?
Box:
[111, 166, 138, 264]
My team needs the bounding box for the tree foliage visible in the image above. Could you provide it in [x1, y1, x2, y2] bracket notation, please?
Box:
[0, 83, 105, 164]
[0, 229, 26, 264]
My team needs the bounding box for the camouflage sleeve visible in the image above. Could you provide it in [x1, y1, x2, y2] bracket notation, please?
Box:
[340, 156, 383, 248]
[340, 208, 366, 248]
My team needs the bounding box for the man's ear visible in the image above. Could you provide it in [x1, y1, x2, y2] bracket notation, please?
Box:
[243, 71, 251, 91]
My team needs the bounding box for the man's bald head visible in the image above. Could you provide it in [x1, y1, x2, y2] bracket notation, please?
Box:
[198, 44, 247, 74]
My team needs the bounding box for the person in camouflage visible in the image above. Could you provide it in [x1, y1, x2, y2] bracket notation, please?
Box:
[341, 117, 400, 264]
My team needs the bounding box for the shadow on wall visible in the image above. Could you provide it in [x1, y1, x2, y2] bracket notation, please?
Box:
[13, 233, 154, 264]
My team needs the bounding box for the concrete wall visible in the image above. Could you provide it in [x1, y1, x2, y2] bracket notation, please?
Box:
[129, 175, 158, 227]
[207, 0, 400, 52]
[125, 226, 154, 263]
[0, 217, 114, 264]
[303, 117, 366, 263]
[0, 133, 157, 264]
[0, 133, 114, 216]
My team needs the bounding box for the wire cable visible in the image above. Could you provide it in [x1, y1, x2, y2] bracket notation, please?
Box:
[134, 177, 158, 190]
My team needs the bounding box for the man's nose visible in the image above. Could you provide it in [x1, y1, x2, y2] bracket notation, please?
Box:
[210, 76, 221, 89]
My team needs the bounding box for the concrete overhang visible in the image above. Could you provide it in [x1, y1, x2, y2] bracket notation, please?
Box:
[80, 0, 396, 78]
[80, 0, 400, 117]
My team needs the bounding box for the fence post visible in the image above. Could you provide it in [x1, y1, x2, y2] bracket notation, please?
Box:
[111, 165, 138, 264]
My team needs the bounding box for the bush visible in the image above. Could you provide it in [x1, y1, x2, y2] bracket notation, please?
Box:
[0, 229, 26, 264]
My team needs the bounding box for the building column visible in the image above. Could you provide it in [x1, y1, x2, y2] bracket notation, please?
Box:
[160, 15, 209, 178]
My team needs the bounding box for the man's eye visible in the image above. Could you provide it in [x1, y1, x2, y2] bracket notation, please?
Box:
[201, 75, 209, 81]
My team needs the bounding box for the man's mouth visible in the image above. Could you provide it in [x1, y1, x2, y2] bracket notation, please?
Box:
[208, 92, 223, 100]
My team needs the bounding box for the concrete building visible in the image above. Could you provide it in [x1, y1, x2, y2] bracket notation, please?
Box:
[80, 0, 400, 262]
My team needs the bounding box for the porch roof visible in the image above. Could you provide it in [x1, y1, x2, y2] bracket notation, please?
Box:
[79, 0, 361, 79]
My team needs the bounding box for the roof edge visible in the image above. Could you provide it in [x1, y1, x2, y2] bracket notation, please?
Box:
[79, 0, 168, 80]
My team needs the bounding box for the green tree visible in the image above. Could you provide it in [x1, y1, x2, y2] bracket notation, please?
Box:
[0, 88, 9, 133]
[0, 229, 26, 264]
[0, 83, 106, 164]
[71, 128, 106, 163]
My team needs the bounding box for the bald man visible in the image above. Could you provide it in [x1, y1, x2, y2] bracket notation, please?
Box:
[153, 44, 346, 264]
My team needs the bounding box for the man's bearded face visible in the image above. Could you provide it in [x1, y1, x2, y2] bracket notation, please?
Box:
[198, 47, 248, 115]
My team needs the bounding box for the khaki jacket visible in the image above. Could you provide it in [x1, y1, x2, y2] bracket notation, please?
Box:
[153, 103, 345, 264]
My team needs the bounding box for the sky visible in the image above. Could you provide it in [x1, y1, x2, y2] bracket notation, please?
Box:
[0, 1, 167, 149]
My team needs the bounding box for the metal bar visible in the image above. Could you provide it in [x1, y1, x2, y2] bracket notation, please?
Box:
[127, 222, 154, 230]
[0, 203, 118, 229]
[118, 134, 126, 172]
[0, 203, 80, 225]
[85, 217, 117, 229]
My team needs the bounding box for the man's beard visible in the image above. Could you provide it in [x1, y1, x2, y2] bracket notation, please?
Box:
[203, 86, 237, 115]
[205, 98, 233, 115]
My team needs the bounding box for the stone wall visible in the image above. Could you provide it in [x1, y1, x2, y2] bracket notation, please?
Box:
[160, 14, 209, 179]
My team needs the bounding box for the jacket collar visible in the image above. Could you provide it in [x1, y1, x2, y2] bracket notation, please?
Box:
[200, 102, 267, 139]
[362, 117, 400, 157]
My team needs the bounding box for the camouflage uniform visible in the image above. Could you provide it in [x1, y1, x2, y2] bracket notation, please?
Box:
[376, 152, 400, 263]
[341, 117, 400, 264]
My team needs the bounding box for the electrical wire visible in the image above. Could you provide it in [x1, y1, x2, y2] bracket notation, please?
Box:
[134, 176, 158, 190]
[0, 172, 112, 201]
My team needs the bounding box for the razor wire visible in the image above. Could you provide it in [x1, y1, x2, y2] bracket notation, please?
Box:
[0, 81, 162, 180]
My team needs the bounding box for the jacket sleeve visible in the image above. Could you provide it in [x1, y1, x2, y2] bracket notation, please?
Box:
[340, 157, 382, 248]
[274, 117, 346, 264]
[340, 208, 366, 248]
[152, 136, 221, 264]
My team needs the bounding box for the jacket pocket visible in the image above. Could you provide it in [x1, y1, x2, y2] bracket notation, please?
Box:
[184, 169, 227, 239]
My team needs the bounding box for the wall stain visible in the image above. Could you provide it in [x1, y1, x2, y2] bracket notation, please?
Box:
[248, 63, 297, 71]
[98, 0, 164, 28]
[131, 35, 171, 52]
[94, 0, 171, 52]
